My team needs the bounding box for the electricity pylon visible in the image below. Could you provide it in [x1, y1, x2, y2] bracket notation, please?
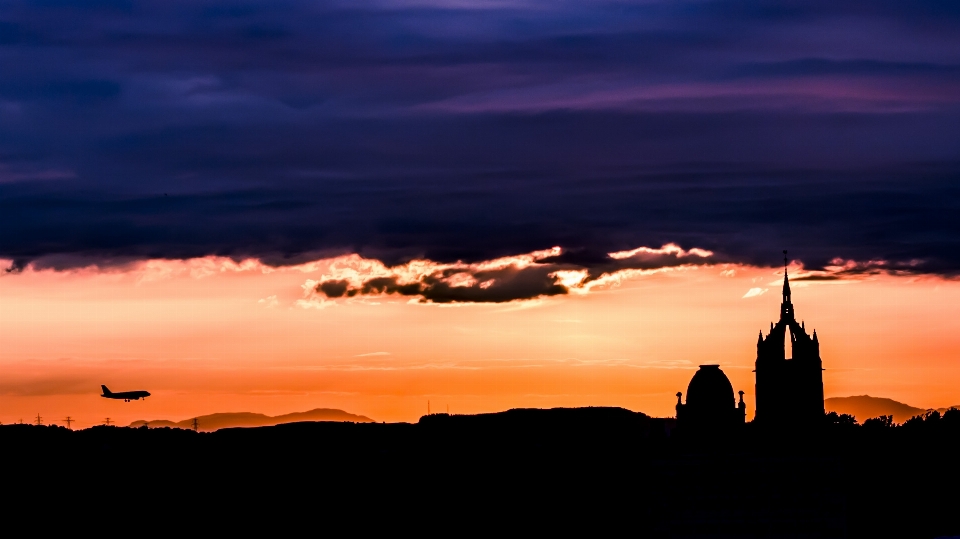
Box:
[35, 413, 42, 426]
[62, 416, 74, 429]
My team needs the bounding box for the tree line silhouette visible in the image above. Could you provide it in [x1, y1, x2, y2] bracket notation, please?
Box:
[826, 407, 960, 432]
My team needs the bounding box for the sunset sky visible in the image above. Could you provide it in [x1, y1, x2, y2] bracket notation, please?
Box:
[1, 1, 959, 427]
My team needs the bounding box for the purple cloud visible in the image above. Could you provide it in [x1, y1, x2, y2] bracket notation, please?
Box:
[1, 0, 959, 274]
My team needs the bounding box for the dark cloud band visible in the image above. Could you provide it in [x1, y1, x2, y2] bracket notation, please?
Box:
[1, 1, 959, 276]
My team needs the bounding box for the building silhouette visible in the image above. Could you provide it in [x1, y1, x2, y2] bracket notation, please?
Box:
[675, 252, 825, 431]
[754, 253, 825, 426]
[675, 365, 746, 433]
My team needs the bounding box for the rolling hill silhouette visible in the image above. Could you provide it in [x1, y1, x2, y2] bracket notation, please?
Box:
[130, 408, 374, 431]
[825, 395, 960, 423]
[7, 405, 960, 537]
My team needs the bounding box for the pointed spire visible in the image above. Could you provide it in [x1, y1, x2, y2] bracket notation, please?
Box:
[779, 250, 796, 322]
[813, 330, 818, 342]
[758, 331, 763, 344]
[782, 250, 791, 301]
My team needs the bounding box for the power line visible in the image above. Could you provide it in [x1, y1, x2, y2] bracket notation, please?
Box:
[103, 418, 113, 426]
[62, 416, 74, 429]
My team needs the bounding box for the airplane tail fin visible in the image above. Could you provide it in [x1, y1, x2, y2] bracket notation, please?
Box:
[101, 385, 111, 396]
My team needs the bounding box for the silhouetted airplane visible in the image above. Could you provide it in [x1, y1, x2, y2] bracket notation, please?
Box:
[101, 385, 150, 402]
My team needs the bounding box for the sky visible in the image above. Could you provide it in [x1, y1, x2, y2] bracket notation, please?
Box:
[1, 0, 959, 426]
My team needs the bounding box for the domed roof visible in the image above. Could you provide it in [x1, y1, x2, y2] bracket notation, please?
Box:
[686, 365, 735, 410]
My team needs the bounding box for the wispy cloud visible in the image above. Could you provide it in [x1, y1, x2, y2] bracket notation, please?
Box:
[258, 295, 279, 308]
[742, 287, 768, 299]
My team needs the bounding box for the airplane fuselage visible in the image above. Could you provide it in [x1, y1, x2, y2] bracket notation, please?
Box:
[102, 391, 150, 401]
[101, 385, 150, 402]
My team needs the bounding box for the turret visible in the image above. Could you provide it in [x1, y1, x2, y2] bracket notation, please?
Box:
[738, 390, 746, 420]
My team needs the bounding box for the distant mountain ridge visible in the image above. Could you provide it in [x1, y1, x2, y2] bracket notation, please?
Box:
[825, 395, 960, 424]
[130, 408, 374, 431]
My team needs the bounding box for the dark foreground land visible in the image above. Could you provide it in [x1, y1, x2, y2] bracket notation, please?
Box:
[3, 407, 958, 538]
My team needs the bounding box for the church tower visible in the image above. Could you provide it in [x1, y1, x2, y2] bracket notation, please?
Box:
[754, 251, 825, 426]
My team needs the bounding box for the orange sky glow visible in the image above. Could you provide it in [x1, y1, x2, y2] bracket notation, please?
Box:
[2, 253, 958, 428]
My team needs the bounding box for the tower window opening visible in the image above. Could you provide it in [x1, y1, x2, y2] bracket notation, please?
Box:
[784, 326, 793, 360]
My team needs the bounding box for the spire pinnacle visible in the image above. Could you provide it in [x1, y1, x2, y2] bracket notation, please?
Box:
[781, 250, 792, 301]
[780, 250, 794, 321]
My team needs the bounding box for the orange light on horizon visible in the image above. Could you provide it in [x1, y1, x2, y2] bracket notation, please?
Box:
[1, 256, 958, 427]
